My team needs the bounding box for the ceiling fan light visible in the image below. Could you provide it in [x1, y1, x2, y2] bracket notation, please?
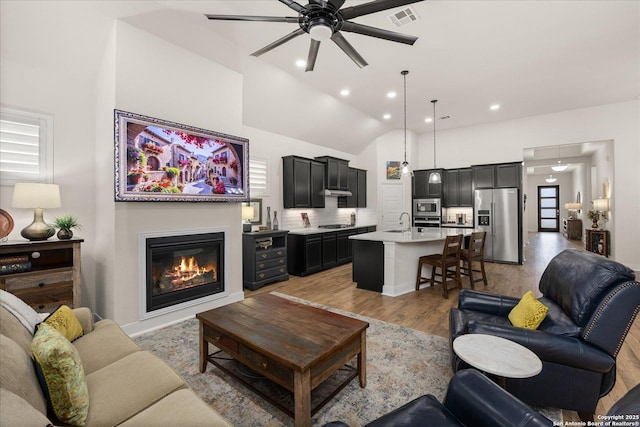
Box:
[309, 24, 332, 41]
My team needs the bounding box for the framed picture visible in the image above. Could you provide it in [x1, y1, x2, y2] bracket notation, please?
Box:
[243, 199, 262, 224]
[114, 109, 249, 202]
[386, 161, 401, 180]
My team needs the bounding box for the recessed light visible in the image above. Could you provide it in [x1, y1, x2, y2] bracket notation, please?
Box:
[490, 104, 500, 111]
[387, 91, 397, 99]
[295, 59, 306, 68]
[383, 113, 391, 120]
[424, 117, 433, 123]
[340, 89, 350, 96]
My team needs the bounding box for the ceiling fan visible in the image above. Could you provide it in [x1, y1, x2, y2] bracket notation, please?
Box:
[205, 0, 424, 72]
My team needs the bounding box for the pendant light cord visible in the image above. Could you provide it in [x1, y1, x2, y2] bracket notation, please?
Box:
[402, 70, 408, 165]
[432, 99, 437, 169]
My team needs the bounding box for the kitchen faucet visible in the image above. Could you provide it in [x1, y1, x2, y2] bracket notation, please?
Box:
[399, 212, 411, 232]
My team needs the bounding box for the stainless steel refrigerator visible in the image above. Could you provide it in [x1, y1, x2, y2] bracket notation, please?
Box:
[475, 188, 521, 264]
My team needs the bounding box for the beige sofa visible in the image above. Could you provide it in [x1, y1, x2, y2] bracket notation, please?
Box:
[0, 304, 231, 426]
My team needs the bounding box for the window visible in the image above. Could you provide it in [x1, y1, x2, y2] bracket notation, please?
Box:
[0, 108, 53, 186]
[249, 157, 269, 197]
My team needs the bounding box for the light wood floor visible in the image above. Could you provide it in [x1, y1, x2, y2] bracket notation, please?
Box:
[245, 232, 639, 422]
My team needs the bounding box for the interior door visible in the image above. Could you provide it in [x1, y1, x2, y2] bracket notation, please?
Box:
[538, 185, 559, 232]
[381, 183, 405, 231]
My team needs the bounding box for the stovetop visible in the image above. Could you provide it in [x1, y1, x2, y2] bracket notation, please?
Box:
[318, 224, 354, 229]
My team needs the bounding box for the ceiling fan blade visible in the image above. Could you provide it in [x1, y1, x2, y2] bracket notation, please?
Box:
[251, 28, 306, 57]
[305, 39, 321, 72]
[340, 21, 418, 45]
[331, 32, 368, 68]
[205, 14, 299, 23]
[278, 0, 306, 13]
[329, 0, 347, 9]
[340, 0, 424, 20]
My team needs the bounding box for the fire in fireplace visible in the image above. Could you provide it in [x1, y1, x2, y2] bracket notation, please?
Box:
[145, 231, 224, 313]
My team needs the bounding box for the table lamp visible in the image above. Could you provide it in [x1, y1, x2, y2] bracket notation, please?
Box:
[12, 183, 61, 240]
[592, 198, 609, 220]
[564, 202, 582, 219]
[242, 205, 254, 232]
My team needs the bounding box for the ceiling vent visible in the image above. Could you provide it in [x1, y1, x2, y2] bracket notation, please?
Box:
[388, 6, 419, 28]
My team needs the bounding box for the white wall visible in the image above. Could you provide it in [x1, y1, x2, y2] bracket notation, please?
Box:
[416, 101, 639, 269]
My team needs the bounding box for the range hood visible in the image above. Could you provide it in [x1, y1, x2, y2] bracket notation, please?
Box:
[323, 189, 352, 197]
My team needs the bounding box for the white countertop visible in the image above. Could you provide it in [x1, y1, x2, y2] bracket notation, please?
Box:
[288, 224, 376, 235]
[441, 223, 475, 228]
[350, 227, 477, 243]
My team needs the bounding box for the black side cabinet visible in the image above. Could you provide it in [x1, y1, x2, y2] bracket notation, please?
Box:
[283, 156, 325, 208]
[243, 230, 289, 290]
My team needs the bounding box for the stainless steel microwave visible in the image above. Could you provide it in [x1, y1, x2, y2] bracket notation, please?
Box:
[413, 198, 441, 217]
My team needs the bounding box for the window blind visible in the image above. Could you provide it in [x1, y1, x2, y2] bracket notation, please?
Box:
[249, 157, 269, 197]
[0, 108, 53, 185]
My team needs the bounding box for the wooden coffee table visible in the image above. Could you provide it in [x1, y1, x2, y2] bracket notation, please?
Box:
[197, 293, 369, 427]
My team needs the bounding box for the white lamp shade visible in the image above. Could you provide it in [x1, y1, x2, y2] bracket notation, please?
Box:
[242, 205, 254, 221]
[564, 203, 582, 210]
[593, 198, 609, 211]
[12, 183, 61, 209]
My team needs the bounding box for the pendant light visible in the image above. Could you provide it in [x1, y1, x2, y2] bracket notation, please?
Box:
[428, 99, 441, 183]
[401, 70, 410, 175]
[551, 147, 568, 172]
[545, 174, 557, 183]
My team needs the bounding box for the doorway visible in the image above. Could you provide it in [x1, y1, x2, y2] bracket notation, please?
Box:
[538, 185, 559, 232]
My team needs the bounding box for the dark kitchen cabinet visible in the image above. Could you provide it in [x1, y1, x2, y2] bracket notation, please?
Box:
[444, 168, 473, 207]
[287, 233, 322, 276]
[287, 226, 375, 276]
[338, 167, 367, 208]
[242, 230, 289, 291]
[315, 156, 349, 191]
[337, 229, 357, 263]
[473, 162, 522, 190]
[283, 156, 325, 209]
[322, 233, 337, 268]
[413, 169, 445, 199]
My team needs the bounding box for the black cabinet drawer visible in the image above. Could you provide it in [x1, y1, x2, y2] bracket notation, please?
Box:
[256, 257, 286, 270]
[256, 266, 288, 282]
[256, 248, 286, 261]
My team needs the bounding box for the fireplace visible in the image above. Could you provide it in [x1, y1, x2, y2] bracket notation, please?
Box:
[143, 231, 225, 316]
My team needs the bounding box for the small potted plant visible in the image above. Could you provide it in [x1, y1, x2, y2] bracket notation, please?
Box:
[587, 210, 600, 229]
[53, 215, 81, 240]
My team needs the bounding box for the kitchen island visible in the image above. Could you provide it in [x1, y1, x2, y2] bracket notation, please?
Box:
[350, 228, 476, 297]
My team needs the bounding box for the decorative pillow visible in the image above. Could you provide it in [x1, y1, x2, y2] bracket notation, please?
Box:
[44, 305, 84, 342]
[508, 291, 549, 330]
[31, 323, 89, 426]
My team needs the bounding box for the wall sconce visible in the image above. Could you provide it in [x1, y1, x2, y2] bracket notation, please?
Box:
[592, 198, 610, 220]
[11, 183, 61, 241]
[564, 202, 582, 219]
[242, 205, 254, 232]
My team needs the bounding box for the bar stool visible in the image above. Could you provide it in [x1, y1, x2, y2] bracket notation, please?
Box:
[415, 234, 463, 299]
[460, 231, 488, 289]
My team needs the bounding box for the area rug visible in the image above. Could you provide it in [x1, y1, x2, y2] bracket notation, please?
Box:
[133, 292, 561, 426]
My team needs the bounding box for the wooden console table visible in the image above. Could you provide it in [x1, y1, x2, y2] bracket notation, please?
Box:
[0, 239, 83, 312]
[562, 218, 583, 240]
[585, 229, 609, 257]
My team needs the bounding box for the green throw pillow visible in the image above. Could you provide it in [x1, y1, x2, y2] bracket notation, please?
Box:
[44, 305, 84, 342]
[508, 290, 548, 329]
[31, 323, 89, 426]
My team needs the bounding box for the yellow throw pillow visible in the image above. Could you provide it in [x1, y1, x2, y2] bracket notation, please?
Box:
[44, 305, 84, 342]
[508, 291, 548, 330]
[31, 323, 89, 426]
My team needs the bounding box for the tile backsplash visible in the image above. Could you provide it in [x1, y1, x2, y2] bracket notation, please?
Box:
[277, 197, 377, 230]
